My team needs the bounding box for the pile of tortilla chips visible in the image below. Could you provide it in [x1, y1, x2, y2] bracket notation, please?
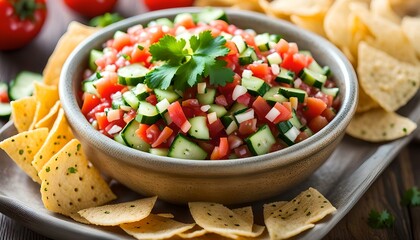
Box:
[196, 0, 420, 142]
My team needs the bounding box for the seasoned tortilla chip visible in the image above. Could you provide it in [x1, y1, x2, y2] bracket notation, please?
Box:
[29, 82, 59, 130]
[0, 128, 48, 183]
[259, 0, 332, 17]
[35, 100, 61, 130]
[346, 109, 417, 142]
[11, 96, 36, 133]
[78, 196, 157, 226]
[401, 16, 420, 57]
[263, 201, 287, 220]
[38, 139, 116, 216]
[32, 109, 74, 172]
[120, 214, 195, 240]
[43, 22, 97, 86]
[357, 42, 420, 112]
[356, 86, 380, 113]
[290, 14, 326, 37]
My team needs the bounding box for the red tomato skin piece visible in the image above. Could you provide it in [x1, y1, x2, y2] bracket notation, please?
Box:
[63, 0, 118, 18]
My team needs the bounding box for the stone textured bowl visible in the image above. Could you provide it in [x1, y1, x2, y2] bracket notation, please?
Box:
[60, 7, 358, 204]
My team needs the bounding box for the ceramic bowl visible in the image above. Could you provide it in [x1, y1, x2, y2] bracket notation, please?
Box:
[60, 7, 358, 204]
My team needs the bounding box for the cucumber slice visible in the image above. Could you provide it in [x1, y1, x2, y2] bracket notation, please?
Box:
[0, 102, 12, 117]
[197, 8, 228, 23]
[241, 76, 269, 96]
[277, 121, 300, 146]
[267, 52, 282, 65]
[154, 88, 180, 103]
[9, 71, 43, 100]
[269, 34, 282, 43]
[221, 115, 238, 135]
[148, 18, 174, 27]
[231, 35, 248, 53]
[208, 104, 227, 118]
[89, 49, 104, 71]
[229, 102, 248, 114]
[299, 68, 327, 88]
[263, 86, 287, 104]
[238, 48, 258, 65]
[132, 83, 149, 100]
[245, 125, 276, 156]
[289, 109, 303, 129]
[135, 101, 160, 124]
[279, 87, 307, 103]
[197, 88, 216, 105]
[188, 116, 210, 140]
[254, 33, 270, 52]
[168, 134, 207, 160]
[321, 86, 340, 98]
[114, 132, 127, 146]
[123, 91, 140, 110]
[121, 119, 151, 151]
[117, 63, 149, 86]
[149, 148, 169, 156]
[275, 68, 295, 85]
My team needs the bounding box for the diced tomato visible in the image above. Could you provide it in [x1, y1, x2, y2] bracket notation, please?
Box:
[295, 131, 310, 143]
[321, 107, 336, 122]
[131, 45, 151, 66]
[236, 92, 251, 106]
[167, 101, 190, 133]
[183, 86, 197, 99]
[136, 123, 150, 143]
[175, 14, 195, 29]
[151, 126, 173, 148]
[112, 33, 132, 51]
[147, 25, 165, 43]
[281, 53, 309, 74]
[209, 20, 229, 32]
[81, 93, 101, 116]
[197, 140, 215, 154]
[218, 137, 229, 158]
[123, 109, 136, 123]
[303, 97, 327, 120]
[215, 95, 228, 106]
[95, 112, 110, 130]
[248, 63, 273, 83]
[208, 118, 225, 139]
[86, 101, 110, 122]
[0, 89, 9, 103]
[225, 40, 238, 56]
[227, 134, 243, 150]
[182, 99, 200, 107]
[272, 102, 292, 124]
[146, 94, 158, 105]
[210, 146, 221, 160]
[287, 42, 298, 55]
[218, 73, 240, 97]
[275, 38, 289, 56]
[308, 115, 328, 133]
[252, 96, 271, 121]
[94, 73, 124, 99]
[238, 118, 257, 136]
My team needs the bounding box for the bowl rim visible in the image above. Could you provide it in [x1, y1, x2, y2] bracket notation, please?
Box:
[60, 7, 358, 176]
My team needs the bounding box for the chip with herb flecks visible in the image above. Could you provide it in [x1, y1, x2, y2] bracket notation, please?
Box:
[29, 82, 59, 130]
[0, 128, 48, 184]
[11, 96, 37, 133]
[77, 196, 157, 226]
[32, 108, 74, 172]
[263, 201, 287, 220]
[35, 100, 61, 130]
[264, 187, 336, 240]
[120, 214, 195, 240]
[346, 108, 417, 142]
[38, 139, 116, 217]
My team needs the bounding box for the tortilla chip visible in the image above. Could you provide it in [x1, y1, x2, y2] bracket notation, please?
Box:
[194, 0, 238, 7]
[357, 42, 420, 112]
[43, 22, 97, 86]
[0, 128, 48, 184]
[350, 2, 419, 65]
[120, 214, 195, 240]
[263, 201, 287, 220]
[69, 212, 91, 224]
[177, 225, 208, 239]
[29, 82, 59, 130]
[401, 16, 420, 58]
[78, 196, 157, 226]
[10, 96, 36, 133]
[346, 109, 417, 142]
[231, 0, 263, 12]
[356, 86, 380, 113]
[290, 14, 326, 37]
[260, 0, 332, 17]
[370, 0, 400, 23]
[38, 139, 116, 216]
[32, 109, 74, 172]
[264, 188, 336, 240]
[35, 100, 61, 130]
[157, 213, 175, 218]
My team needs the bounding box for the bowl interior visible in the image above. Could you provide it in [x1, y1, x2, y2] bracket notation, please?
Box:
[60, 7, 358, 176]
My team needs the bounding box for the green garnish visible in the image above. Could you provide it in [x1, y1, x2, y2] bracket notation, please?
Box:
[401, 186, 420, 206]
[367, 209, 395, 229]
[67, 167, 77, 174]
[89, 13, 124, 27]
[145, 30, 234, 91]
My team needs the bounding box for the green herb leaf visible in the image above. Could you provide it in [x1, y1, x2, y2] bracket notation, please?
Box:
[401, 186, 420, 206]
[367, 209, 395, 229]
[89, 13, 124, 27]
[146, 30, 233, 90]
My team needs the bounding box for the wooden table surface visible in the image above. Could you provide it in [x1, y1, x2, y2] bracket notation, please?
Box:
[1, 1, 419, 239]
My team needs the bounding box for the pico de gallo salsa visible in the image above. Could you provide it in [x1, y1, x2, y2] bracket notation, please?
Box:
[80, 9, 341, 160]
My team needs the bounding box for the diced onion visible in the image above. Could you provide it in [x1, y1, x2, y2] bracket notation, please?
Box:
[225, 121, 238, 135]
[197, 82, 207, 94]
[200, 105, 211, 112]
[235, 109, 254, 124]
[232, 85, 247, 101]
[107, 109, 121, 122]
[207, 112, 218, 124]
[265, 107, 280, 122]
[107, 125, 122, 135]
[242, 69, 253, 79]
[111, 91, 122, 100]
[180, 121, 191, 133]
[294, 78, 302, 88]
[271, 64, 280, 75]
[228, 135, 243, 150]
[175, 26, 187, 35]
[120, 105, 132, 111]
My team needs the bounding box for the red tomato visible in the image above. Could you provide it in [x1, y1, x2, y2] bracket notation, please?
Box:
[95, 112, 110, 130]
[208, 119, 225, 139]
[63, 0, 118, 18]
[0, 89, 8, 103]
[167, 101, 190, 133]
[252, 96, 271, 121]
[272, 102, 292, 124]
[136, 123, 150, 143]
[143, 0, 194, 11]
[0, 0, 47, 50]
[308, 115, 328, 133]
[303, 97, 327, 120]
[248, 63, 272, 83]
[151, 126, 173, 148]
[238, 118, 257, 136]
[94, 74, 124, 99]
[81, 93, 101, 116]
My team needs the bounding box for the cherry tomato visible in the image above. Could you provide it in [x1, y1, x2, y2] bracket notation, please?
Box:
[143, 0, 194, 11]
[63, 0, 118, 18]
[0, 0, 47, 50]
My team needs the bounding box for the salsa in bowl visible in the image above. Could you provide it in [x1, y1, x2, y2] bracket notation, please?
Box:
[60, 8, 357, 204]
[80, 8, 341, 160]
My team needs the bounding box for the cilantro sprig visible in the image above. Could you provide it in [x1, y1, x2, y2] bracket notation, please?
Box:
[145, 31, 234, 91]
[367, 209, 395, 229]
[401, 186, 420, 206]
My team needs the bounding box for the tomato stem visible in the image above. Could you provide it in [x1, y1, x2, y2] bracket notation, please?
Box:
[12, 0, 45, 21]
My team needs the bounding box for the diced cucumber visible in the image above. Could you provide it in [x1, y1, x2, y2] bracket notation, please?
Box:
[277, 121, 300, 146]
[254, 33, 270, 52]
[196, 8, 228, 23]
[197, 88, 216, 105]
[168, 134, 207, 160]
[156, 98, 170, 114]
[148, 18, 174, 28]
[135, 101, 160, 124]
[0, 102, 12, 117]
[231, 35, 247, 53]
[113, 30, 126, 39]
[132, 83, 149, 100]
[229, 102, 248, 114]
[123, 90, 140, 109]
[321, 86, 340, 98]
[111, 92, 126, 109]
[275, 68, 295, 85]
[279, 87, 307, 103]
[114, 132, 127, 146]
[89, 49, 103, 71]
[208, 104, 227, 118]
[289, 109, 303, 129]
[221, 115, 238, 135]
[121, 119, 150, 151]
[154, 88, 180, 103]
[81, 80, 98, 95]
[263, 86, 288, 104]
[9, 71, 43, 100]
[238, 48, 258, 65]
[174, 13, 194, 25]
[241, 76, 269, 96]
[300, 126, 314, 137]
[299, 68, 326, 88]
[267, 52, 282, 65]
[245, 125, 276, 156]
[149, 148, 169, 156]
[117, 63, 149, 86]
[188, 116, 210, 140]
[269, 34, 282, 43]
